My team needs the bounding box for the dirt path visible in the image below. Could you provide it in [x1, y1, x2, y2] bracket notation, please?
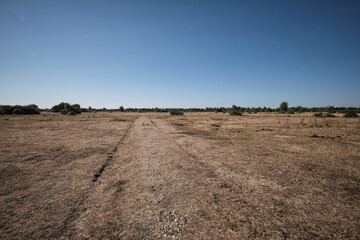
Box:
[74, 116, 254, 239]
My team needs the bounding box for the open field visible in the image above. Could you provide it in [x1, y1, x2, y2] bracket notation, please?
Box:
[0, 112, 359, 239]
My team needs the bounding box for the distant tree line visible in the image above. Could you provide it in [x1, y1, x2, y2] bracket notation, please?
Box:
[1, 102, 359, 117]
[79, 104, 360, 116]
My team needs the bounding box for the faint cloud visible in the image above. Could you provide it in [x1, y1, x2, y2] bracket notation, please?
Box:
[22, 49, 36, 56]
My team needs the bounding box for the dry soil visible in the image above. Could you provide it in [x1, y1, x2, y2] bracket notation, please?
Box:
[0, 112, 359, 239]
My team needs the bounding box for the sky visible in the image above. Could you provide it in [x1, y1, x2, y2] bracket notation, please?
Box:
[0, 0, 359, 109]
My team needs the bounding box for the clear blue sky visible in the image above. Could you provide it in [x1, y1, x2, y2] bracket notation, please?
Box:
[0, 0, 359, 108]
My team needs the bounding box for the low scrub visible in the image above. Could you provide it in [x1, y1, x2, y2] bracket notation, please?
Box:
[0, 105, 40, 115]
[343, 111, 358, 118]
[170, 111, 184, 115]
[314, 112, 336, 118]
[229, 109, 242, 116]
[324, 113, 336, 118]
[287, 109, 295, 114]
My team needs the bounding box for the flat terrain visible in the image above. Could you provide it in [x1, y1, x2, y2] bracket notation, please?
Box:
[0, 112, 359, 239]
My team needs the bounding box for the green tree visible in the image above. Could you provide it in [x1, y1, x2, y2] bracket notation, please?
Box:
[119, 106, 124, 112]
[279, 101, 288, 112]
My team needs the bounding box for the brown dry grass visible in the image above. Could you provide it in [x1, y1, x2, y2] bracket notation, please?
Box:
[0, 112, 359, 239]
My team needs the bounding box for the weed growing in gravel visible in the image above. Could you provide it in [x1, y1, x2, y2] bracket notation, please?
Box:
[115, 180, 127, 192]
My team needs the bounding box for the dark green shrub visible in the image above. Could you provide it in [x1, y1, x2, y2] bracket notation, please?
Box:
[0, 105, 39, 115]
[170, 111, 183, 115]
[13, 109, 24, 115]
[344, 111, 358, 118]
[314, 112, 336, 118]
[67, 111, 76, 116]
[229, 109, 242, 116]
[287, 109, 295, 114]
[324, 113, 335, 118]
[279, 102, 288, 112]
[52, 102, 81, 115]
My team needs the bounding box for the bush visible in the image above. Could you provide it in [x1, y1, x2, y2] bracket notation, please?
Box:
[229, 109, 242, 116]
[67, 111, 76, 116]
[170, 111, 184, 115]
[52, 102, 81, 115]
[344, 111, 358, 118]
[287, 109, 295, 114]
[314, 113, 323, 118]
[0, 105, 40, 115]
[324, 113, 336, 118]
[13, 108, 24, 115]
[279, 102, 288, 112]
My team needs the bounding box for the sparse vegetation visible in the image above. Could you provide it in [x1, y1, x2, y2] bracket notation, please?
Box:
[115, 180, 127, 192]
[314, 112, 336, 118]
[287, 109, 295, 114]
[344, 111, 358, 118]
[324, 113, 336, 117]
[170, 111, 184, 115]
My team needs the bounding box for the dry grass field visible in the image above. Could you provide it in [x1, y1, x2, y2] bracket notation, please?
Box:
[0, 112, 359, 239]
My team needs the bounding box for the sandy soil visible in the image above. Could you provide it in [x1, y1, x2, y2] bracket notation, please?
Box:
[0, 112, 359, 239]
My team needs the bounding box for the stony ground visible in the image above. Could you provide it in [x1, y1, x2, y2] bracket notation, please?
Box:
[0, 112, 359, 239]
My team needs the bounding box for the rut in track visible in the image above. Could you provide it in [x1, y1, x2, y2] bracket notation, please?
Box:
[58, 121, 135, 239]
[92, 122, 134, 182]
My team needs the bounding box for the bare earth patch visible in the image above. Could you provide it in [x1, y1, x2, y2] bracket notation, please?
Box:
[0, 112, 359, 239]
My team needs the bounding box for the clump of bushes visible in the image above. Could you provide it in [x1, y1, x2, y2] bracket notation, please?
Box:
[229, 109, 242, 116]
[287, 109, 295, 114]
[325, 113, 336, 117]
[170, 111, 184, 115]
[229, 105, 242, 116]
[0, 104, 40, 115]
[51, 102, 81, 115]
[343, 111, 358, 118]
[314, 112, 336, 118]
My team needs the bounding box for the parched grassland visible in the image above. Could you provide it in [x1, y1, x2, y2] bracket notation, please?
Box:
[163, 112, 360, 238]
[0, 112, 359, 239]
[0, 112, 138, 239]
